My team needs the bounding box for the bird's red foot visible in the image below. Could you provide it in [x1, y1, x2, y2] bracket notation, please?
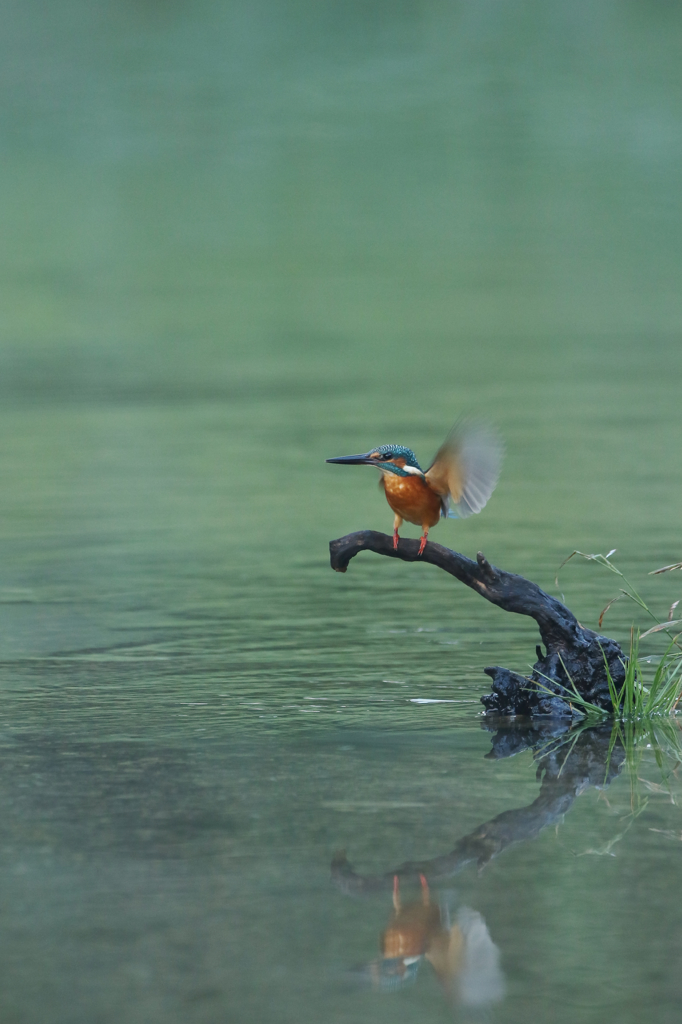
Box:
[418, 534, 427, 556]
[393, 529, 399, 550]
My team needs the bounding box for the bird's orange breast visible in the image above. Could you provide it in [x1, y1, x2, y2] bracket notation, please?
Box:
[381, 474, 441, 527]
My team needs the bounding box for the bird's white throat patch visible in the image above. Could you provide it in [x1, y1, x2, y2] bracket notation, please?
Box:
[375, 462, 425, 479]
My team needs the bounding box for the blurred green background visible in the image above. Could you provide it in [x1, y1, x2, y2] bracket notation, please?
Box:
[1, 0, 680, 599]
[1, 3, 682, 1022]
[2, 0, 681, 656]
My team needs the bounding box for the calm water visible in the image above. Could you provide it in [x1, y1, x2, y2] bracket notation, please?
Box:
[1, 1, 682, 1021]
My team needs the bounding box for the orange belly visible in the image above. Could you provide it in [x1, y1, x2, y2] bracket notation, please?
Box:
[382, 474, 441, 527]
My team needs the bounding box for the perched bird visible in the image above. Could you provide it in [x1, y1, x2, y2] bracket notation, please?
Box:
[326, 420, 502, 555]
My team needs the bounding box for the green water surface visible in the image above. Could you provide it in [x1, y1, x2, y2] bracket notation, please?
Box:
[1, 2, 682, 1021]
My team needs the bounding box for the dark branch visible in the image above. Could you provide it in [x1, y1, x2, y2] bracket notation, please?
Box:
[331, 530, 580, 649]
[329, 530, 625, 715]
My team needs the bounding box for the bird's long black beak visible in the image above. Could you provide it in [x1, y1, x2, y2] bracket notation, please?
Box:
[326, 453, 374, 465]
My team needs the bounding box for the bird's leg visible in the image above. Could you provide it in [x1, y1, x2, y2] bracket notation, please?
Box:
[393, 513, 403, 551]
[393, 874, 401, 911]
[418, 527, 429, 556]
[420, 874, 430, 905]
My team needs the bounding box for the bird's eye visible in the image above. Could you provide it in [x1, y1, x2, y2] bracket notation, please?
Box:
[382, 452, 394, 461]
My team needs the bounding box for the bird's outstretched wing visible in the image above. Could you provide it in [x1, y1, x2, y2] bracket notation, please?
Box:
[425, 421, 503, 519]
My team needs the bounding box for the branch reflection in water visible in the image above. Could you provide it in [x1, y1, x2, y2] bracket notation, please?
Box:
[331, 720, 634, 1009]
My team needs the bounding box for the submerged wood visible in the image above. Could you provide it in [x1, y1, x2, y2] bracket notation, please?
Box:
[329, 530, 626, 716]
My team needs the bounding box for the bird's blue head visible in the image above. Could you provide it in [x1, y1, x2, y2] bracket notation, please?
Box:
[326, 443, 424, 477]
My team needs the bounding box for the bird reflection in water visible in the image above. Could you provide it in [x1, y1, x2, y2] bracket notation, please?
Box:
[359, 871, 504, 1007]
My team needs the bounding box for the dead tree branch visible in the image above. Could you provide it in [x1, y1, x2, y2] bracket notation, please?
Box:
[330, 531, 625, 716]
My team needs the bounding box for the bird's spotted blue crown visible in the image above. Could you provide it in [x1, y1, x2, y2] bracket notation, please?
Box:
[373, 444, 423, 470]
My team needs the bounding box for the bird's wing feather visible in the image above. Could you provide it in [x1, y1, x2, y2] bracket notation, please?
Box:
[425, 421, 503, 519]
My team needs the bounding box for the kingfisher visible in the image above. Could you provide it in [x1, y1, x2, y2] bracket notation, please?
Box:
[326, 421, 502, 556]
